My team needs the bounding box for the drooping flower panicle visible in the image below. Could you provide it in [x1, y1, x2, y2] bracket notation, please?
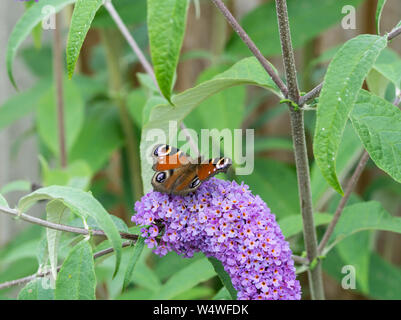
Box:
[132, 178, 301, 300]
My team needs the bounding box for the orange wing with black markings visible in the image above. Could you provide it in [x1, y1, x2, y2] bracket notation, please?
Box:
[152, 144, 191, 171]
[197, 158, 232, 181]
[151, 144, 231, 195]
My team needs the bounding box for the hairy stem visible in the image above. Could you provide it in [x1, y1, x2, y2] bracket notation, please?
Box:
[104, 0, 156, 85]
[388, 24, 401, 41]
[0, 205, 138, 241]
[0, 241, 133, 291]
[275, 0, 299, 101]
[288, 109, 325, 299]
[211, 0, 288, 96]
[318, 94, 401, 254]
[275, 0, 324, 300]
[317, 151, 370, 253]
[104, 0, 198, 154]
[53, 14, 67, 168]
[300, 24, 401, 106]
[299, 82, 323, 106]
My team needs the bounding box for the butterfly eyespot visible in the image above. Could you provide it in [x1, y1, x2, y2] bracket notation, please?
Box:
[189, 177, 201, 189]
[154, 144, 171, 156]
[216, 158, 230, 170]
[155, 172, 167, 183]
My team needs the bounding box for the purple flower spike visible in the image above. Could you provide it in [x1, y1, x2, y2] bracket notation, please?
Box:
[132, 178, 301, 300]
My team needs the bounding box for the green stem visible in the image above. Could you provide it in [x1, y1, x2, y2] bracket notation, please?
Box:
[100, 29, 143, 202]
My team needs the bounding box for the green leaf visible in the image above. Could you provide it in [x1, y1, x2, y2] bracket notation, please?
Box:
[140, 57, 281, 193]
[46, 200, 70, 280]
[0, 180, 31, 195]
[0, 227, 41, 267]
[0, 194, 9, 208]
[208, 257, 237, 300]
[213, 287, 232, 300]
[0, 79, 51, 131]
[375, 0, 387, 35]
[327, 201, 401, 252]
[278, 213, 332, 238]
[55, 240, 96, 300]
[372, 48, 401, 89]
[40, 157, 92, 190]
[116, 288, 153, 300]
[127, 89, 147, 128]
[336, 231, 371, 294]
[366, 68, 390, 98]
[185, 66, 246, 134]
[147, 0, 189, 102]
[123, 237, 145, 290]
[351, 90, 401, 184]
[313, 47, 401, 90]
[92, 0, 147, 28]
[6, 0, 77, 88]
[36, 236, 49, 270]
[172, 286, 214, 300]
[18, 278, 54, 300]
[130, 262, 162, 293]
[36, 79, 85, 158]
[141, 96, 168, 127]
[69, 102, 124, 172]
[24, 1, 42, 49]
[368, 253, 401, 299]
[94, 246, 158, 298]
[67, 0, 103, 78]
[151, 258, 216, 299]
[18, 186, 123, 276]
[21, 45, 52, 78]
[313, 34, 387, 195]
[311, 123, 363, 209]
[72, 74, 107, 102]
[227, 0, 365, 57]
[154, 251, 203, 281]
[137, 73, 160, 96]
[323, 248, 401, 299]
[184, 66, 246, 160]
[326, 188, 371, 293]
[241, 159, 299, 219]
[70, 215, 128, 233]
[0, 239, 40, 266]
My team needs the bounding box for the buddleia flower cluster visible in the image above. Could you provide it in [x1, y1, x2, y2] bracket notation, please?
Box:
[132, 177, 301, 300]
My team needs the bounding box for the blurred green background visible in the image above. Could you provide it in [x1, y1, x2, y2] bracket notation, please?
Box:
[0, 0, 401, 300]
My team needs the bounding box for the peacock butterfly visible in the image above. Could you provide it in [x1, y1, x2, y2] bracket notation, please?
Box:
[151, 144, 232, 195]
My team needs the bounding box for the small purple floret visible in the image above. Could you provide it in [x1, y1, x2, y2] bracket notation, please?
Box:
[132, 178, 301, 300]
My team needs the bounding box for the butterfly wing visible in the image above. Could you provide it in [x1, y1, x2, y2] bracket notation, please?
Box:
[168, 157, 232, 195]
[197, 157, 232, 181]
[151, 145, 232, 195]
[152, 144, 191, 171]
[151, 144, 198, 195]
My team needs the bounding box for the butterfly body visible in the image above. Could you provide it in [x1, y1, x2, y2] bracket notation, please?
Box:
[151, 144, 231, 195]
